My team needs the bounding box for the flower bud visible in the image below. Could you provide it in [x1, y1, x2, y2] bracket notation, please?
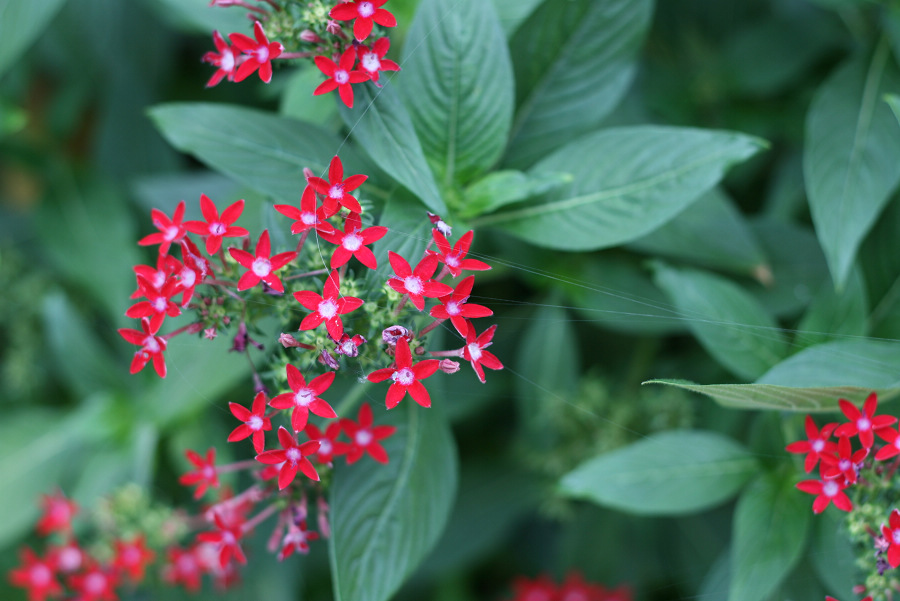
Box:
[439, 359, 460, 374]
[299, 30, 322, 43]
[319, 349, 340, 370]
[279, 332, 301, 348]
[382, 325, 409, 346]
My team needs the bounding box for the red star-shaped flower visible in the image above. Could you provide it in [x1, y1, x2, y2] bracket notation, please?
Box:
[785, 415, 838, 473]
[229, 229, 297, 293]
[9, 547, 62, 601]
[429, 275, 493, 336]
[557, 571, 610, 601]
[278, 520, 319, 561]
[820, 435, 867, 484]
[203, 30, 239, 87]
[112, 536, 156, 582]
[35, 490, 78, 537]
[227, 392, 273, 453]
[126, 275, 181, 331]
[270, 365, 337, 432]
[340, 403, 396, 463]
[876, 426, 900, 460]
[796, 478, 852, 513]
[509, 574, 557, 601]
[229, 21, 283, 83]
[68, 562, 118, 601]
[307, 155, 367, 214]
[197, 513, 247, 569]
[882, 509, 900, 568]
[118, 317, 168, 378]
[329, 0, 397, 41]
[367, 337, 440, 409]
[314, 48, 370, 108]
[176, 238, 211, 307]
[293, 270, 364, 340]
[835, 393, 896, 449]
[138, 200, 187, 255]
[387, 251, 453, 311]
[462, 322, 503, 384]
[184, 195, 249, 255]
[161, 545, 202, 591]
[304, 421, 347, 464]
[255, 427, 320, 490]
[430, 229, 492, 278]
[179, 447, 219, 499]
[357, 38, 400, 84]
[319, 211, 387, 270]
[274, 185, 336, 236]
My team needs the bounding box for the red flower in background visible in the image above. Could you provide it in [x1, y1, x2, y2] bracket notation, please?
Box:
[227, 392, 273, 453]
[367, 337, 439, 409]
[184, 195, 248, 255]
[229, 229, 297, 293]
[278, 520, 319, 561]
[357, 38, 400, 84]
[203, 31, 239, 87]
[835, 393, 896, 449]
[820, 435, 867, 484]
[230, 21, 283, 83]
[118, 317, 168, 378]
[304, 421, 346, 464]
[197, 513, 247, 568]
[269, 365, 338, 432]
[785, 415, 838, 473]
[8, 547, 62, 601]
[255, 427, 320, 489]
[876, 426, 900, 460]
[329, 0, 397, 41]
[509, 574, 557, 601]
[796, 478, 852, 513]
[294, 270, 364, 340]
[307, 155, 367, 214]
[35, 490, 77, 536]
[340, 403, 396, 464]
[179, 448, 219, 499]
[112, 536, 155, 582]
[882, 509, 900, 568]
[314, 48, 369, 108]
[67, 562, 118, 601]
[162, 545, 203, 591]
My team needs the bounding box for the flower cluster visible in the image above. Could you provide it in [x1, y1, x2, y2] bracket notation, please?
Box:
[506, 572, 632, 601]
[202, 0, 400, 106]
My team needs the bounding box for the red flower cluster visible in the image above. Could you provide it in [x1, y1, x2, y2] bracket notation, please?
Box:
[788, 393, 897, 514]
[507, 572, 632, 601]
[204, 21, 284, 86]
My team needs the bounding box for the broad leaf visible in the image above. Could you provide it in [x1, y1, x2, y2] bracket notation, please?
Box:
[887, 93, 900, 125]
[653, 264, 788, 380]
[0, 0, 67, 77]
[365, 191, 434, 289]
[861, 194, 900, 338]
[401, 0, 513, 187]
[729, 471, 810, 601]
[559, 430, 759, 515]
[329, 402, 457, 601]
[477, 126, 765, 250]
[810, 509, 856, 600]
[146, 0, 246, 34]
[489, 0, 543, 37]
[795, 264, 868, 347]
[804, 45, 900, 288]
[461, 170, 572, 218]
[339, 84, 446, 214]
[506, 0, 654, 168]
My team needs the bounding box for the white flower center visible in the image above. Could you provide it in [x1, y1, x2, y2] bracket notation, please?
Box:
[256, 46, 269, 63]
[143, 336, 161, 354]
[84, 572, 107, 594]
[839, 459, 850, 471]
[812, 439, 824, 453]
[392, 367, 415, 387]
[122, 547, 141, 565]
[221, 49, 235, 72]
[358, 1, 375, 17]
[446, 301, 460, 316]
[343, 234, 362, 252]
[180, 267, 196, 288]
[165, 225, 180, 241]
[822, 480, 839, 498]
[318, 299, 338, 320]
[222, 530, 236, 545]
[329, 183, 344, 199]
[30, 565, 51, 586]
[319, 439, 332, 454]
[301, 211, 317, 225]
[858, 417, 871, 431]
[209, 222, 226, 236]
[894, 530, 900, 545]
[176, 554, 196, 573]
[355, 429, 373, 446]
[152, 297, 167, 312]
[361, 51, 380, 72]
[286, 448, 301, 464]
[467, 343, 482, 362]
[153, 271, 166, 289]
[294, 388, 314, 407]
[445, 254, 460, 268]
[252, 257, 272, 277]
[57, 547, 82, 571]
[334, 70, 349, 85]
[202, 465, 216, 480]
[248, 415, 263, 430]
[403, 276, 423, 295]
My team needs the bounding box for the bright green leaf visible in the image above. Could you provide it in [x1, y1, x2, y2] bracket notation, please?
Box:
[729, 471, 810, 601]
[796, 264, 868, 347]
[506, 0, 654, 168]
[653, 264, 788, 380]
[804, 44, 900, 288]
[0, 0, 67, 77]
[558, 430, 759, 515]
[477, 126, 765, 250]
[401, 0, 513, 187]
[461, 170, 572, 218]
[329, 402, 457, 601]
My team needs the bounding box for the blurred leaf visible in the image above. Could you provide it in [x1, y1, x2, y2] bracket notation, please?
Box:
[811, 508, 856, 600]
[145, 0, 247, 34]
[887, 93, 900, 125]
[461, 170, 571, 219]
[505, 0, 654, 168]
[559, 430, 759, 515]
[729, 470, 809, 601]
[653, 264, 788, 380]
[0, 99, 27, 137]
[795, 264, 868, 348]
[132, 171, 241, 215]
[281, 68, 340, 128]
[489, 0, 543, 36]
[329, 402, 457, 601]
[861, 194, 900, 338]
[699, 550, 731, 601]
[804, 44, 900, 288]
[400, 0, 513, 187]
[0, 0, 67, 77]
[478, 126, 765, 250]
[339, 84, 446, 214]
[628, 188, 767, 276]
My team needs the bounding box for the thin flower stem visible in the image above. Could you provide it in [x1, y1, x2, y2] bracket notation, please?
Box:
[428, 348, 463, 358]
[393, 295, 409, 315]
[278, 52, 313, 60]
[417, 318, 443, 338]
[241, 502, 279, 534]
[162, 322, 203, 340]
[205, 278, 237, 288]
[217, 460, 260, 474]
[285, 268, 328, 281]
[295, 230, 310, 256]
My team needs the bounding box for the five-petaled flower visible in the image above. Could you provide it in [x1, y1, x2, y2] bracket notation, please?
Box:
[340, 403, 396, 463]
[35, 490, 78, 536]
[876, 426, 900, 460]
[329, 0, 397, 41]
[138, 200, 187, 255]
[430, 229, 491, 278]
[785, 415, 838, 473]
[294, 270, 364, 340]
[319, 211, 387, 270]
[278, 520, 319, 561]
[882, 508, 900, 568]
[256, 427, 321, 489]
[274, 185, 336, 236]
[112, 536, 156, 582]
[429, 275, 493, 336]
[357, 37, 400, 85]
[387, 251, 453, 311]
[313, 48, 369, 108]
[227, 392, 273, 453]
[229, 21, 283, 83]
[118, 317, 168, 378]
[270, 364, 338, 432]
[367, 337, 440, 409]
[68, 562, 118, 601]
[203, 30, 239, 87]
[179, 447, 219, 499]
[462, 322, 503, 384]
[197, 513, 247, 568]
[229, 229, 298, 293]
[307, 155, 367, 214]
[184, 195, 249, 255]
[9, 547, 62, 601]
[304, 421, 346, 464]
[796, 478, 853, 513]
[126, 275, 181, 331]
[820, 435, 868, 484]
[835, 393, 896, 449]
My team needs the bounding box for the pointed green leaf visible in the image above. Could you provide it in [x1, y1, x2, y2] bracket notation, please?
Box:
[811, 509, 856, 600]
[0, 0, 67, 77]
[559, 430, 759, 515]
[461, 170, 572, 218]
[653, 264, 788, 380]
[477, 126, 765, 250]
[729, 471, 810, 601]
[886, 93, 900, 125]
[401, 0, 513, 186]
[796, 264, 868, 347]
[804, 45, 900, 288]
[339, 84, 446, 214]
[329, 402, 457, 601]
[489, 0, 543, 37]
[861, 194, 900, 338]
[505, 0, 654, 168]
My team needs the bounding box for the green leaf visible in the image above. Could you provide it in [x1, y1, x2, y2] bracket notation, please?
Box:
[558, 430, 759, 515]
[0, 0, 67, 77]
[653, 264, 788, 380]
[146, 0, 247, 34]
[477, 126, 765, 250]
[886, 93, 900, 125]
[861, 194, 900, 338]
[811, 509, 856, 600]
[804, 44, 900, 288]
[329, 402, 458, 601]
[281, 68, 340, 128]
[729, 471, 810, 601]
[489, 0, 543, 37]
[796, 264, 868, 347]
[339, 84, 446, 214]
[401, 0, 513, 187]
[505, 0, 654, 168]
[150, 103, 361, 204]
[628, 188, 767, 276]
[461, 170, 572, 218]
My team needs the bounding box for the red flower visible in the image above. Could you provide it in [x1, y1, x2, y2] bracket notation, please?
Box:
[304, 422, 347, 464]
[203, 31, 239, 87]
[429, 275, 493, 336]
[138, 200, 187, 255]
[367, 337, 440, 409]
[826, 597, 872, 601]
[130, 254, 180, 299]
[184, 195, 249, 255]
[161, 546, 203, 591]
[270, 365, 338, 432]
[112, 536, 155, 582]
[274, 185, 336, 236]
[796, 478, 852, 513]
[509, 574, 557, 601]
[118, 317, 168, 378]
[876, 426, 900, 460]
[835, 393, 896, 449]
[557, 571, 610, 601]
[229, 229, 297, 293]
[46, 542, 83, 573]
[255, 427, 320, 489]
[176, 238, 211, 307]
[179, 448, 219, 499]
[335, 333, 367, 357]
[293, 270, 364, 340]
[227, 392, 273, 453]
[387, 251, 453, 311]
[329, 0, 397, 41]
[319, 211, 387, 269]
[35, 490, 77, 537]
[357, 38, 400, 84]
[8, 547, 62, 601]
[197, 513, 247, 569]
[313, 48, 369, 108]
[820, 435, 867, 484]
[340, 403, 396, 464]
[882, 509, 900, 568]
[125, 275, 181, 331]
[785, 415, 838, 473]
[430, 229, 491, 278]
[278, 520, 319, 561]
[462, 322, 503, 384]
[68, 562, 118, 601]
[229, 21, 283, 83]
[307, 155, 367, 214]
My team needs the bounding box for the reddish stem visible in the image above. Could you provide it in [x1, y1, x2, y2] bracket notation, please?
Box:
[242, 502, 279, 534]
[162, 322, 203, 340]
[278, 52, 313, 60]
[217, 460, 260, 474]
[429, 348, 464, 358]
[285, 268, 328, 281]
[418, 318, 444, 338]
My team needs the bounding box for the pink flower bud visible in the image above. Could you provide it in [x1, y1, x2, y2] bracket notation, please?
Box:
[319, 349, 341, 370]
[203, 327, 217, 340]
[299, 30, 322, 43]
[279, 332, 301, 348]
[382, 325, 409, 346]
[439, 359, 460, 374]
[317, 496, 331, 539]
[303, 167, 315, 182]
